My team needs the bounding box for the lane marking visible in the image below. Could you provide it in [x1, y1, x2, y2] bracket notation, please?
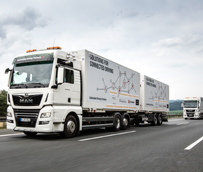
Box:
[185, 136, 203, 150]
[78, 131, 136, 142]
[177, 122, 189, 125]
[0, 133, 23, 137]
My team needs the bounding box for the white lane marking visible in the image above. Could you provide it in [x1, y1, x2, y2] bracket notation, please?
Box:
[177, 122, 189, 125]
[0, 133, 23, 137]
[185, 136, 203, 150]
[79, 131, 136, 142]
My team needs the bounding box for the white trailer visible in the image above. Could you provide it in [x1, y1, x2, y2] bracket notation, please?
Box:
[131, 75, 169, 125]
[183, 97, 203, 119]
[5, 47, 169, 138]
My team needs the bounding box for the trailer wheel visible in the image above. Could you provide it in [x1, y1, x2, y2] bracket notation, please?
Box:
[157, 114, 162, 125]
[23, 132, 37, 137]
[151, 114, 158, 126]
[122, 116, 129, 130]
[61, 115, 78, 138]
[113, 114, 121, 131]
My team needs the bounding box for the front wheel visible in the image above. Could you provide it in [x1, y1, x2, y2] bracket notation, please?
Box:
[61, 115, 78, 138]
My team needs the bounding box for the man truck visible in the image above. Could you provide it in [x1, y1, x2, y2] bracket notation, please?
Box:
[5, 46, 169, 138]
[183, 97, 203, 119]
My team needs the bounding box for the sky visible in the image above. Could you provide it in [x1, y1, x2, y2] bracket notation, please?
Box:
[0, 0, 203, 100]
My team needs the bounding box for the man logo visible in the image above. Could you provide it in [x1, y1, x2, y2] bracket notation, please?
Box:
[19, 99, 33, 104]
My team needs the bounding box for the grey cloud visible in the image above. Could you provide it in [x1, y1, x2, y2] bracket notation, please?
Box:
[154, 35, 203, 51]
[116, 9, 139, 18]
[0, 27, 6, 39]
[167, 62, 186, 68]
[0, 7, 48, 39]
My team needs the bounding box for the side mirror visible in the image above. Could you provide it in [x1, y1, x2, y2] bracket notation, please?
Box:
[57, 67, 64, 85]
[5, 68, 12, 74]
[181, 103, 183, 107]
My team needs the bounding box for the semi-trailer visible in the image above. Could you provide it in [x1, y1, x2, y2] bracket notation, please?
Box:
[5, 46, 169, 138]
[183, 97, 203, 119]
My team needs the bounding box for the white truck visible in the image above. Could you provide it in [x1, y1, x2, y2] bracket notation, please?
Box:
[183, 97, 203, 119]
[5, 46, 169, 138]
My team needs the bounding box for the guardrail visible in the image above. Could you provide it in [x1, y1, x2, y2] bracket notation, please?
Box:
[167, 114, 183, 118]
[0, 117, 6, 122]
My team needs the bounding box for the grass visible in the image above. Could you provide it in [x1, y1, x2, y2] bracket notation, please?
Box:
[0, 122, 7, 129]
[168, 110, 183, 115]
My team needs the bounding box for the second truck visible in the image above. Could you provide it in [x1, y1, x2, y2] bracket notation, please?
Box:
[183, 97, 203, 119]
[5, 47, 169, 138]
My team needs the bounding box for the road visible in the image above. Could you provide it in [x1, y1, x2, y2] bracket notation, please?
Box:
[0, 118, 203, 172]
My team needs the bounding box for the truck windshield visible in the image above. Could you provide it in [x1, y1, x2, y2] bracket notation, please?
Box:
[10, 61, 53, 89]
[184, 101, 198, 108]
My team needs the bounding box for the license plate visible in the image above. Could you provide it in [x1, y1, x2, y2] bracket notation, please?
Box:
[20, 118, 31, 122]
[188, 114, 193, 117]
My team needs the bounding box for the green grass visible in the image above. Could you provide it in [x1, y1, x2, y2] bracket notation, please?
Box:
[167, 110, 183, 115]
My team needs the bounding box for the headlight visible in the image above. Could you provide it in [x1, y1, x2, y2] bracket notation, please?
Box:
[7, 112, 12, 117]
[40, 112, 51, 118]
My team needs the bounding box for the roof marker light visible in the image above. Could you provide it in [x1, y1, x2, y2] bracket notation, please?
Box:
[26, 49, 36, 53]
[47, 46, 62, 50]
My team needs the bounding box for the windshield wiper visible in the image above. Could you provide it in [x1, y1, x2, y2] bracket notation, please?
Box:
[11, 83, 28, 88]
[29, 83, 46, 88]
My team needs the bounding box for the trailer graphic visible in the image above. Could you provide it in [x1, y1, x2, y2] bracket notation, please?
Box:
[97, 66, 137, 96]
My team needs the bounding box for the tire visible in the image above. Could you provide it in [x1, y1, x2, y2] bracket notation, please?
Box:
[23, 132, 37, 137]
[157, 114, 162, 125]
[122, 116, 129, 130]
[61, 115, 78, 138]
[113, 114, 121, 131]
[184, 118, 188, 120]
[151, 114, 158, 126]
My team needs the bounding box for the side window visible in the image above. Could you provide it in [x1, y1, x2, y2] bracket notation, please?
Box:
[64, 69, 74, 84]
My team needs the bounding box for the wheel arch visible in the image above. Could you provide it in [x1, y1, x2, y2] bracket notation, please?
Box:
[65, 111, 80, 133]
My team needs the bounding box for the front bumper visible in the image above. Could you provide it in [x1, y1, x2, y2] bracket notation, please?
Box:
[7, 106, 63, 133]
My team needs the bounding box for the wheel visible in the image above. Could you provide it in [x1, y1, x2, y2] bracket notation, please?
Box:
[151, 114, 158, 126]
[157, 114, 162, 125]
[122, 116, 129, 130]
[113, 114, 121, 131]
[184, 118, 188, 120]
[61, 115, 78, 138]
[23, 132, 37, 137]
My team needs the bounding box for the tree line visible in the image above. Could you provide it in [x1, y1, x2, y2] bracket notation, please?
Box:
[169, 101, 183, 111]
[0, 90, 8, 116]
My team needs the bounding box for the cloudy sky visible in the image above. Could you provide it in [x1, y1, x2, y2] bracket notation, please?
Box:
[1, 0, 203, 100]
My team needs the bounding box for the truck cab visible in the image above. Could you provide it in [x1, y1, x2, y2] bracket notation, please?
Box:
[6, 47, 82, 137]
[183, 97, 203, 119]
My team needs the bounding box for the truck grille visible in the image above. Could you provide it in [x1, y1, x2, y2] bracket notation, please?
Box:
[187, 113, 194, 117]
[14, 109, 40, 128]
[12, 94, 42, 106]
[186, 110, 195, 112]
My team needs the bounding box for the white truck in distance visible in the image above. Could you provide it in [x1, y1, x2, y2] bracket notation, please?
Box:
[183, 97, 203, 119]
[5, 46, 169, 138]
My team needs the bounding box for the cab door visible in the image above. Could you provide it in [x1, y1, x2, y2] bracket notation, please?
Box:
[53, 67, 80, 106]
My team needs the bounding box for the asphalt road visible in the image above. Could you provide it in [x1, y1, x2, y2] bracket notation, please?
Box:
[0, 118, 203, 172]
